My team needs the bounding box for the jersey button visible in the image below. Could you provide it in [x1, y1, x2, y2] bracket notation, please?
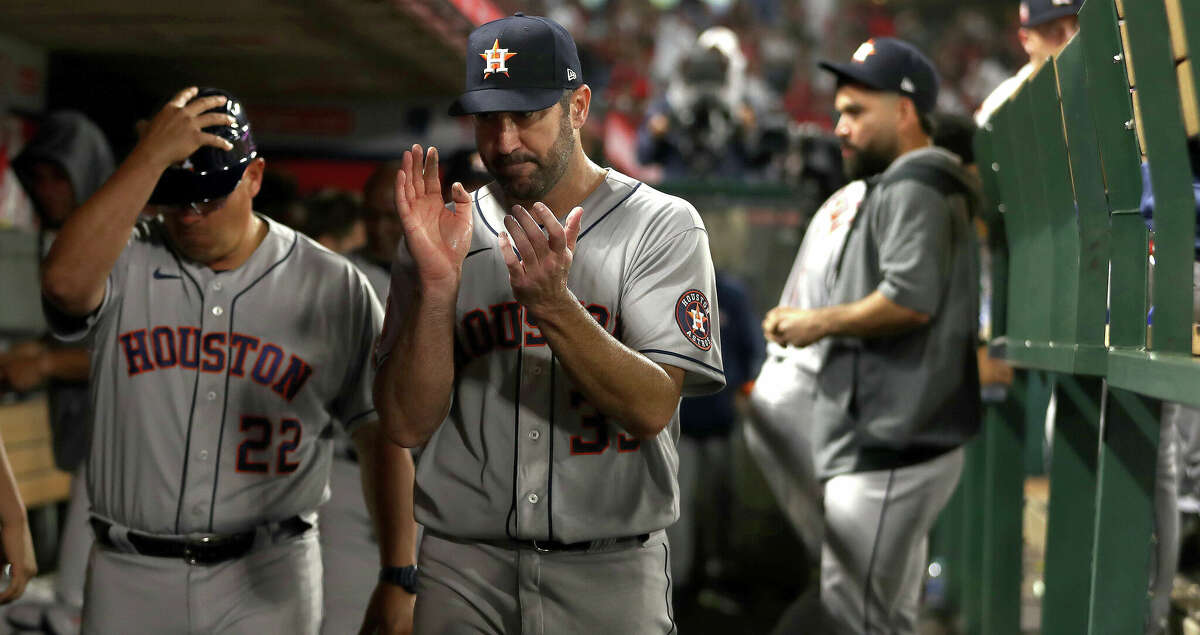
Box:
[198, 450, 209, 461]
[532, 366, 542, 375]
[211, 306, 224, 317]
[212, 282, 223, 292]
[527, 493, 539, 504]
[206, 391, 217, 401]
[528, 429, 540, 441]
[192, 504, 204, 516]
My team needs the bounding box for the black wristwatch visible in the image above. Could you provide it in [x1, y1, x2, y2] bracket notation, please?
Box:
[379, 565, 419, 594]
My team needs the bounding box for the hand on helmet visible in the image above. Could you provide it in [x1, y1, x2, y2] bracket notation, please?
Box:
[135, 87, 237, 171]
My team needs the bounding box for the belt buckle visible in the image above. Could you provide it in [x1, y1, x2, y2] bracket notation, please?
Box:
[184, 535, 214, 565]
[529, 539, 552, 553]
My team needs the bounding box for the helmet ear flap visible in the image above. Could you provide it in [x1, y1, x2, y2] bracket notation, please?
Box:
[147, 88, 258, 205]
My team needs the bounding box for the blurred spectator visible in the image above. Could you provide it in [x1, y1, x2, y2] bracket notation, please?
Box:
[302, 188, 365, 254]
[14, 111, 114, 236]
[977, 0, 1082, 124]
[4, 110, 115, 631]
[637, 27, 758, 179]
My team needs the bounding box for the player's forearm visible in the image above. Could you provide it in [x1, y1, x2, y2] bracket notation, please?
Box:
[534, 297, 681, 440]
[354, 423, 418, 567]
[42, 147, 168, 316]
[0, 436, 27, 527]
[373, 289, 458, 448]
[820, 290, 931, 338]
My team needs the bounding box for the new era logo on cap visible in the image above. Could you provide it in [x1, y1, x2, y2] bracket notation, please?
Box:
[900, 77, 915, 93]
[567, 67, 577, 82]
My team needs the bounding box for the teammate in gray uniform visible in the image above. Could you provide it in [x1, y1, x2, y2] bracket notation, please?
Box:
[370, 13, 725, 634]
[39, 87, 417, 635]
[765, 40, 981, 633]
[747, 179, 868, 564]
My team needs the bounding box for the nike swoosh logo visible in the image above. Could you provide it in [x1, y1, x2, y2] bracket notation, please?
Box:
[153, 268, 181, 280]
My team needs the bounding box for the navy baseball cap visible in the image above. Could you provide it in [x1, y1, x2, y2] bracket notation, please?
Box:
[819, 38, 939, 114]
[1020, 0, 1084, 28]
[448, 13, 583, 116]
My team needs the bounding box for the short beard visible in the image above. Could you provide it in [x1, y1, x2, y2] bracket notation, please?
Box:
[842, 140, 897, 181]
[493, 107, 575, 204]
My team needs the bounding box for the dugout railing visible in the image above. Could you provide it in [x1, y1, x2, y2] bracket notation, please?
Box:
[937, 0, 1200, 632]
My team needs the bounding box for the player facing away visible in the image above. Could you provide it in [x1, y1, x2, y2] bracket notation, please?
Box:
[371, 12, 725, 634]
[39, 87, 418, 635]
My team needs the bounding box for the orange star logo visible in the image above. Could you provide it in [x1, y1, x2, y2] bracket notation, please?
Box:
[852, 40, 877, 63]
[480, 39, 517, 78]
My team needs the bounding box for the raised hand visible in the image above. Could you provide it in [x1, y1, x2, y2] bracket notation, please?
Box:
[134, 87, 236, 170]
[393, 144, 473, 292]
[499, 202, 584, 316]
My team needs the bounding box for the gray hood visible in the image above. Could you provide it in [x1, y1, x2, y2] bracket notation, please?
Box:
[880, 145, 980, 208]
[15, 111, 115, 223]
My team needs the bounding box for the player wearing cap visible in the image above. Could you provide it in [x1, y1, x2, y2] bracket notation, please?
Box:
[370, 12, 725, 634]
[977, 0, 1083, 124]
[39, 87, 417, 634]
[763, 39, 981, 633]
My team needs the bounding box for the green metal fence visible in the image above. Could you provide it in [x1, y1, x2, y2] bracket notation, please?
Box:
[940, 0, 1200, 632]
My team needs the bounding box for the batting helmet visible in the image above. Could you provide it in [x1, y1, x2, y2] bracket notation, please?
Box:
[148, 87, 258, 205]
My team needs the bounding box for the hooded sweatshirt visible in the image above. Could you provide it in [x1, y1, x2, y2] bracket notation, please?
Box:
[812, 146, 982, 479]
[14, 110, 115, 230]
[13, 111, 114, 472]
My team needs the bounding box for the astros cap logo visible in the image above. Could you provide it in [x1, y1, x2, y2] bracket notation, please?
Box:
[852, 40, 877, 64]
[481, 38, 517, 78]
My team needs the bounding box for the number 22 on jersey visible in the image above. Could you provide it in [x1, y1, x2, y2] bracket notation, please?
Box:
[236, 415, 302, 474]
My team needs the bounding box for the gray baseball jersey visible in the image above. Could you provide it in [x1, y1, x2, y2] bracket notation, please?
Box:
[378, 169, 725, 543]
[50, 215, 383, 535]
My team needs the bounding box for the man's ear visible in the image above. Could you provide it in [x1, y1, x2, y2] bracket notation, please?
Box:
[571, 85, 592, 130]
[900, 95, 928, 136]
[244, 157, 266, 199]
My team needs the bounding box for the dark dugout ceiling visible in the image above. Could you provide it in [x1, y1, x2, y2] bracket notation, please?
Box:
[0, 0, 480, 101]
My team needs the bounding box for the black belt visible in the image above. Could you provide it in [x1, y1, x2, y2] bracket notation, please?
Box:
[90, 516, 311, 565]
[502, 533, 651, 553]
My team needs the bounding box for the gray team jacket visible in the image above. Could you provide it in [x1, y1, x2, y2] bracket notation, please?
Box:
[812, 146, 982, 479]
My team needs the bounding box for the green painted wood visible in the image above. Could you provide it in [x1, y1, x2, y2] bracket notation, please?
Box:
[1124, 0, 1196, 356]
[992, 101, 1037, 349]
[1040, 374, 1102, 635]
[1014, 80, 1057, 347]
[1107, 349, 1200, 408]
[1055, 39, 1113, 358]
[1087, 386, 1160, 634]
[980, 394, 1024, 635]
[961, 436, 988, 635]
[1108, 214, 1150, 349]
[1077, 0, 1142, 211]
[1029, 62, 1082, 347]
[975, 128, 1010, 341]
